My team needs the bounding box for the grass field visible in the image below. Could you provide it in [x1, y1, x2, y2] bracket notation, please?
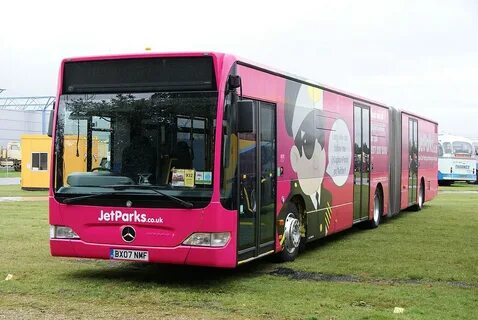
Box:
[0, 185, 48, 197]
[439, 181, 478, 191]
[0, 169, 21, 178]
[1, 192, 477, 319]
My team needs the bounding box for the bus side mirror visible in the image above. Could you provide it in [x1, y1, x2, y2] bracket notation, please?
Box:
[237, 100, 254, 133]
[47, 110, 54, 137]
[228, 75, 241, 89]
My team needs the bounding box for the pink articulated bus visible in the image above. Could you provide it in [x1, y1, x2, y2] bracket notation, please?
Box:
[49, 52, 438, 267]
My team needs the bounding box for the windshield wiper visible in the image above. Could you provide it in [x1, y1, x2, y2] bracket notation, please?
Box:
[61, 191, 138, 204]
[101, 184, 194, 208]
[61, 186, 194, 208]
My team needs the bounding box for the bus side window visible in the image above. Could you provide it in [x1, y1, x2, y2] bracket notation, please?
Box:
[443, 142, 452, 154]
[438, 144, 443, 157]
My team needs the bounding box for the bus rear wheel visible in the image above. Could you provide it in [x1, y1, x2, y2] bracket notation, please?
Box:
[414, 182, 424, 211]
[367, 189, 382, 228]
[279, 203, 301, 262]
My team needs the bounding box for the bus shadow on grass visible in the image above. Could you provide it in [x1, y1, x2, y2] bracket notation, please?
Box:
[66, 208, 425, 287]
[298, 206, 425, 258]
[67, 259, 275, 288]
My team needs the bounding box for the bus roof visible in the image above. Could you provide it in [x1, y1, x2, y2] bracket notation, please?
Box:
[438, 134, 473, 143]
[62, 51, 437, 124]
[234, 57, 391, 110]
[62, 52, 218, 63]
[62, 52, 390, 108]
[397, 110, 438, 125]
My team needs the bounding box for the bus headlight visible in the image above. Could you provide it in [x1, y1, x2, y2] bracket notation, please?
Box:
[50, 225, 80, 239]
[183, 232, 230, 247]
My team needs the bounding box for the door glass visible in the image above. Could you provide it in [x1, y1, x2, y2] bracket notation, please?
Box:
[353, 106, 362, 220]
[259, 103, 275, 244]
[238, 108, 257, 251]
[408, 119, 418, 204]
[361, 108, 370, 218]
[353, 105, 370, 220]
[91, 116, 112, 171]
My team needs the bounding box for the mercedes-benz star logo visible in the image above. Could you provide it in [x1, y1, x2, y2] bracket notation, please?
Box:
[121, 226, 136, 243]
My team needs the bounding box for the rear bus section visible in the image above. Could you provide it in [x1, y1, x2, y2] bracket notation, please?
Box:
[389, 110, 438, 214]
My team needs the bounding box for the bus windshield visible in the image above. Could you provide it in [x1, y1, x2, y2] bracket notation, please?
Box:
[54, 91, 217, 205]
[452, 141, 473, 155]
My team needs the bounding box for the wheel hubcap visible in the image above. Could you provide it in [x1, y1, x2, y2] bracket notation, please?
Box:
[374, 194, 380, 223]
[284, 213, 300, 253]
[419, 188, 423, 207]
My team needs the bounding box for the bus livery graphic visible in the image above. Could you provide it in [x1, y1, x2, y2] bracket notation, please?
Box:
[283, 82, 336, 239]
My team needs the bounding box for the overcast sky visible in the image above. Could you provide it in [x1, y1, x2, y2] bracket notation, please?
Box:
[1, 0, 477, 138]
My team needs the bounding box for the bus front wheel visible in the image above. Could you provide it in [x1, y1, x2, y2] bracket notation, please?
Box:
[279, 203, 301, 262]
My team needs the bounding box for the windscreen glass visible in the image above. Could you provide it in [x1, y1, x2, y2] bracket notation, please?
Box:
[452, 141, 473, 155]
[54, 91, 217, 206]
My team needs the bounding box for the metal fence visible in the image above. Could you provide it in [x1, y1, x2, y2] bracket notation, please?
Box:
[0, 96, 54, 147]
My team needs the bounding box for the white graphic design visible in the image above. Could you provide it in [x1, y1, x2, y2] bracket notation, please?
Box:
[326, 119, 352, 186]
[98, 210, 164, 224]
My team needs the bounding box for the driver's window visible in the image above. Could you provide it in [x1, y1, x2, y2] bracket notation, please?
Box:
[62, 116, 88, 185]
[91, 116, 112, 170]
[443, 142, 452, 154]
[62, 114, 112, 185]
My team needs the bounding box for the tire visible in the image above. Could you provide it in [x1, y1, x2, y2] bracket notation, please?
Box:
[279, 203, 302, 262]
[413, 182, 424, 211]
[368, 189, 382, 228]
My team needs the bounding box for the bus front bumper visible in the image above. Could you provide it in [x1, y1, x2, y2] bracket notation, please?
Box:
[438, 172, 475, 181]
[50, 239, 237, 268]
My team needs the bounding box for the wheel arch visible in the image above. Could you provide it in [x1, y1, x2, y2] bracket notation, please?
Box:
[420, 176, 425, 200]
[290, 195, 306, 236]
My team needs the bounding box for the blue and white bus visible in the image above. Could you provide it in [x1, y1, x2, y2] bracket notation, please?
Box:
[438, 134, 476, 185]
[472, 140, 478, 184]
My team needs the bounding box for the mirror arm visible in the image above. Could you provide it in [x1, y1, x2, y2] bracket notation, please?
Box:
[228, 75, 243, 99]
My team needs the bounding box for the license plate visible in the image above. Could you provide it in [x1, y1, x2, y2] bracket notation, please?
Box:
[110, 249, 149, 261]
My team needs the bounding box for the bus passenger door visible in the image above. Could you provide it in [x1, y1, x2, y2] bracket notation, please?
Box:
[408, 119, 418, 205]
[353, 104, 371, 222]
[237, 101, 276, 262]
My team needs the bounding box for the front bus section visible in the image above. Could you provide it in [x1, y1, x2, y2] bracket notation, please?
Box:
[49, 54, 240, 268]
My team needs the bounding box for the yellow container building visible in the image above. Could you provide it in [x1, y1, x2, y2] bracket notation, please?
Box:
[20, 134, 107, 190]
[20, 135, 52, 190]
